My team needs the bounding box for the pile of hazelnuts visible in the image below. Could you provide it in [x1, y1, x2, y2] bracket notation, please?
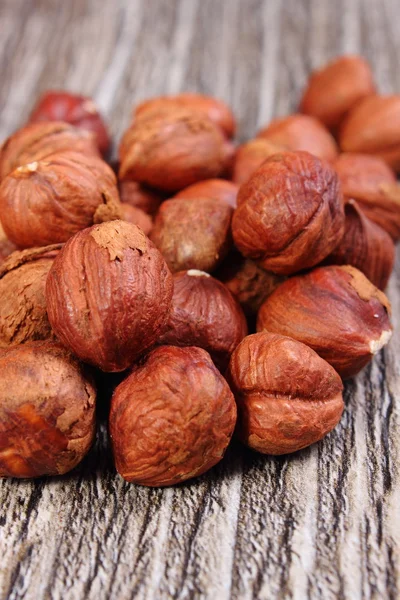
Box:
[0, 55, 397, 486]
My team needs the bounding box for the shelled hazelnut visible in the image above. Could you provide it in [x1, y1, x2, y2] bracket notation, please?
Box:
[174, 178, 239, 208]
[232, 138, 284, 185]
[0, 222, 17, 266]
[118, 180, 163, 216]
[120, 203, 153, 236]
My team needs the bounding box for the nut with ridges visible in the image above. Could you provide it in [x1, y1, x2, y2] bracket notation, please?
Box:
[158, 270, 248, 370]
[257, 265, 392, 378]
[232, 151, 345, 275]
[109, 345, 237, 486]
[227, 332, 344, 454]
[46, 220, 173, 372]
[174, 178, 239, 208]
[0, 341, 96, 478]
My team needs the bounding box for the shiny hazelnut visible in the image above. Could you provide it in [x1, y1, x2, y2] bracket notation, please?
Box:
[28, 90, 110, 155]
[334, 152, 400, 241]
[158, 270, 248, 370]
[324, 200, 395, 290]
[232, 151, 345, 275]
[119, 109, 228, 191]
[151, 197, 233, 273]
[300, 55, 376, 130]
[46, 221, 173, 372]
[174, 178, 239, 208]
[0, 151, 121, 248]
[120, 203, 153, 236]
[257, 114, 338, 162]
[232, 138, 285, 185]
[257, 265, 392, 379]
[118, 180, 163, 216]
[227, 332, 344, 454]
[109, 345, 237, 486]
[0, 341, 96, 478]
[0, 121, 99, 180]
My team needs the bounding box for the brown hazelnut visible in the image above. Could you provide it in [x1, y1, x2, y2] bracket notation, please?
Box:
[118, 180, 163, 216]
[339, 96, 400, 170]
[232, 151, 345, 275]
[324, 200, 395, 290]
[119, 109, 228, 191]
[0, 151, 121, 248]
[120, 203, 153, 236]
[334, 152, 400, 241]
[174, 178, 239, 208]
[0, 341, 96, 478]
[28, 90, 110, 156]
[158, 270, 248, 369]
[300, 55, 376, 130]
[257, 114, 338, 162]
[257, 265, 392, 379]
[0, 222, 17, 266]
[109, 345, 237, 486]
[134, 93, 236, 138]
[227, 332, 344, 454]
[0, 121, 99, 180]
[215, 253, 284, 315]
[232, 138, 285, 185]
[150, 197, 233, 273]
[0, 245, 61, 347]
[46, 220, 173, 372]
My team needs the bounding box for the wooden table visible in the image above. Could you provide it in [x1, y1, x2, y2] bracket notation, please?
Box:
[0, 1, 399, 598]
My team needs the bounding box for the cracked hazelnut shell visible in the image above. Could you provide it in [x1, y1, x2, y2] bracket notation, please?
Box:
[174, 178, 239, 208]
[46, 220, 173, 372]
[109, 345, 237, 486]
[0, 341, 96, 478]
[227, 332, 344, 454]
[257, 265, 392, 378]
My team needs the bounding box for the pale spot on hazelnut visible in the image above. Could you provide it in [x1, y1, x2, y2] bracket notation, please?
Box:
[17, 161, 39, 173]
[369, 329, 392, 354]
[187, 269, 210, 277]
[81, 99, 98, 115]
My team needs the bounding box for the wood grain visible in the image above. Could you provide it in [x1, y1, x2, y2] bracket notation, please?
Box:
[0, 0, 399, 598]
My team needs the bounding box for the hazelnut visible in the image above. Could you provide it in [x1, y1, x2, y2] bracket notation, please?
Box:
[0, 222, 17, 266]
[46, 220, 173, 372]
[174, 178, 239, 208]
[339, 96, 400, 170]
[134, 93, 236, 138]
[0, 341, 96, 478]
[256, 114, 338, 162]
[324, 200, 395, 290]
[119, 109, 228, 191]
[0, 245, 61, 347]
[150, 197, 233, 273]
[158, 270, 248, 370]
[232, 151, 345, 275]
[109, 345, 237, 486]
[120, 203, 153, 236]
[0, 121, 99, 180]
[257, 265, 392, 379]
[232, 138, 285, 185]
[334, 152, 400, 241]
[28, 90, 110, 156]
[0, 151, 121, 248]
[300, 55, 376, 130]
[118, 180, 163, 216]
[227, 332, 344, 454]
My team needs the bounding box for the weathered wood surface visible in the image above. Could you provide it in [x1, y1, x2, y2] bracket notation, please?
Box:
[0, 0, 399, 598]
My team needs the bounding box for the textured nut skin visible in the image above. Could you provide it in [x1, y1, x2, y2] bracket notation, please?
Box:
[0, 121, 99, 180]
[46, 221, 173, 372]
[0, 223, 17, 266]
[119, 110, 228, 191]
[257, 114, 338, 162]
[257, 265, 392, 379]
[119, 180, 163, 216]
[158, 270, 248, 370]
[232, 138, 285, 185]
[109, 346, 237, 486]
[0, 151, 121, 248]
[227, 332, 344, 454]
[174, 178, 239, 208]
[339, 96, 400, 170]
[232, 151, 345, 275]
[324, 200, 395, 290]
[135, 93, 236, 138]
[28, 90, 110, 155]
[215, 254, 284, 315]
[0, 341, 96, 478]
[151, 197, 233, 273]
[0, 245, 61, 347]
[120, 204, 153, 236]
[300, 55, 376, 130]
[334, 153, 400, 241]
